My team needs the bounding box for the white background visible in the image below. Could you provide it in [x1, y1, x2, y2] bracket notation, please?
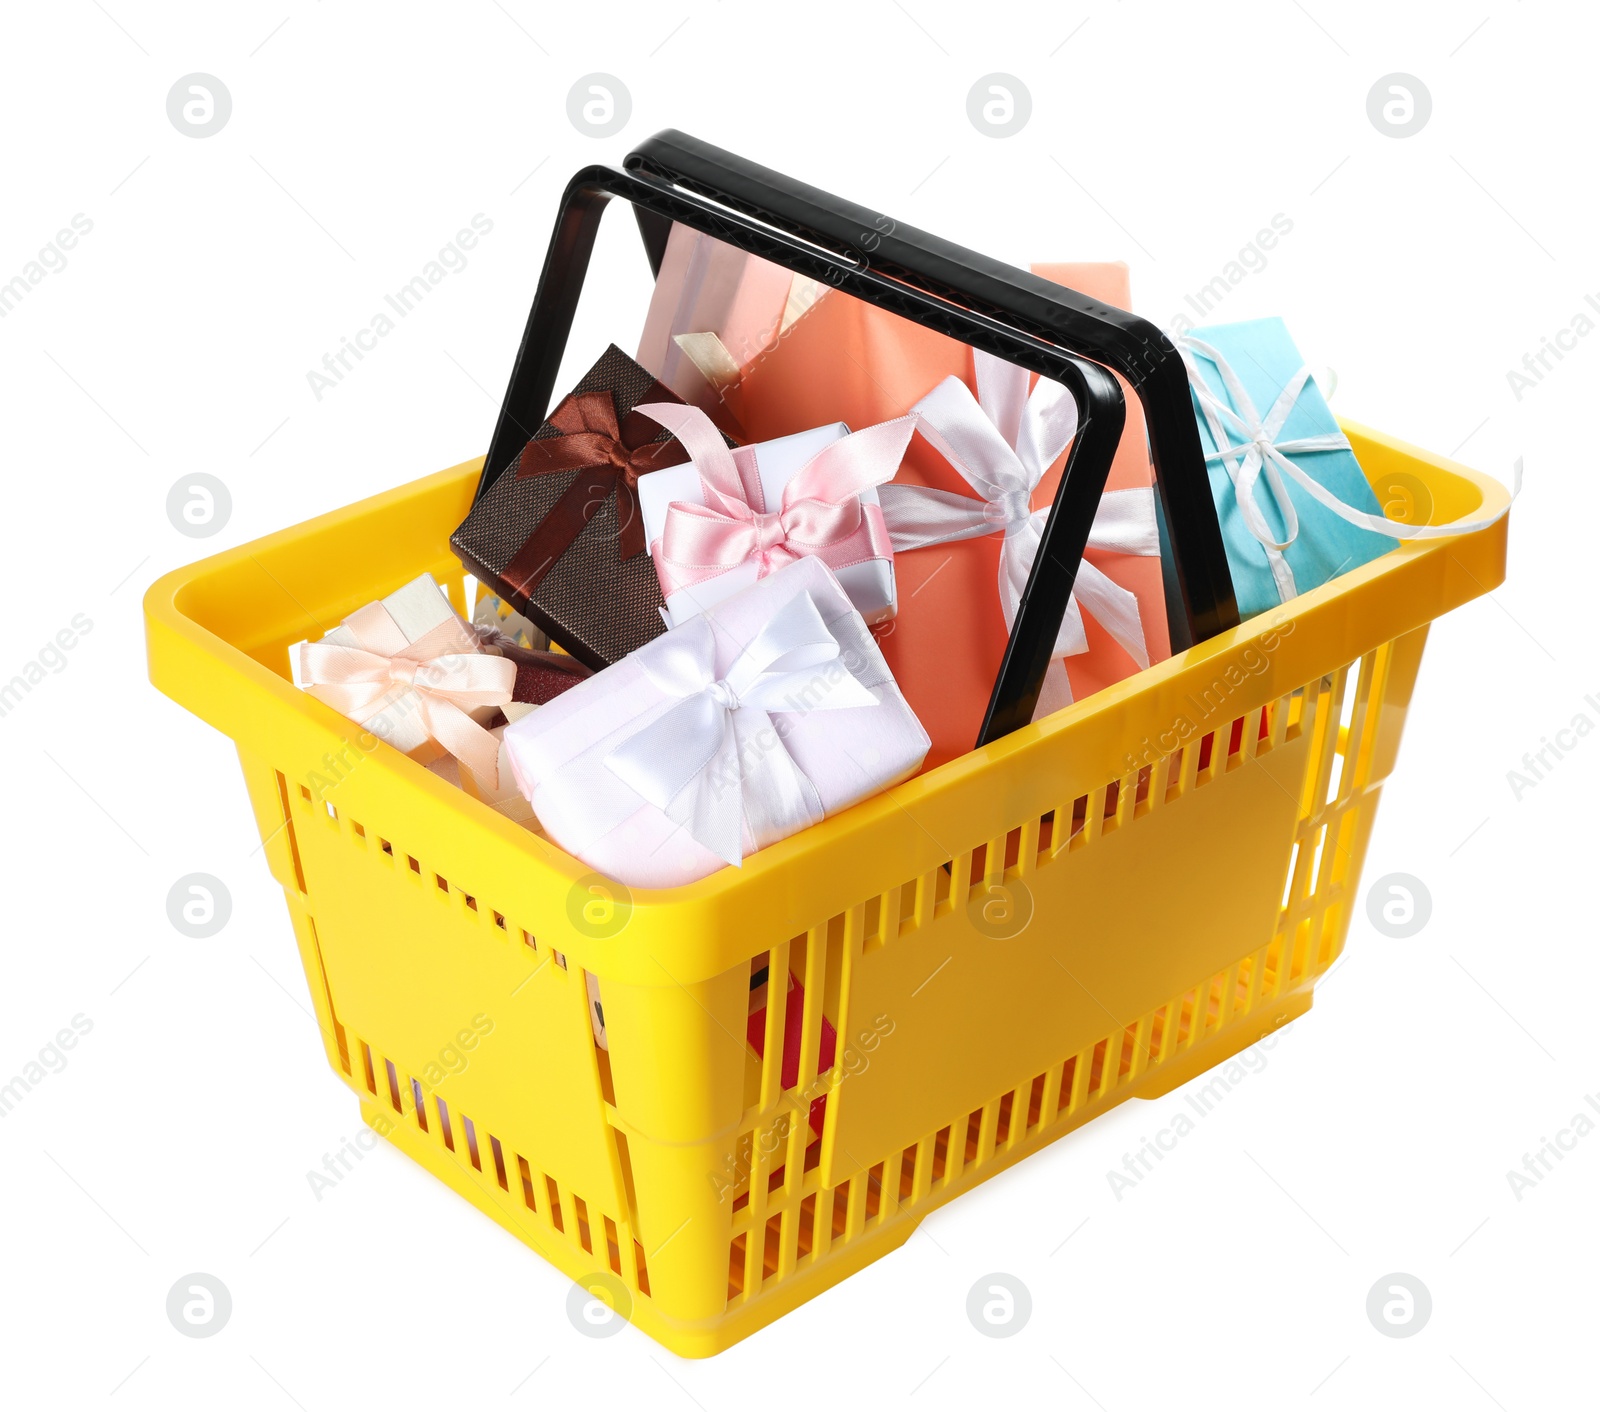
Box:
[1, 1, 1593, 1407]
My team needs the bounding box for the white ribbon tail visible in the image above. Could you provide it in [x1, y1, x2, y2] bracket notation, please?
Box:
[1262, 445, 1521, 542]
[1032, 659, 1076, 719]
[1088, 487, 1162, 557]
[1069, 559, 1150, 669]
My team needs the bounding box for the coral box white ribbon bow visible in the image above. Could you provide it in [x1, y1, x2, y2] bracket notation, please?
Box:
[879, 348, 1160, 715]
[602, 590, 879, 866]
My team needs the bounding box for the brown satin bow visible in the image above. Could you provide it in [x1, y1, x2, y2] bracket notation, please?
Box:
[500, 387, 688, 599]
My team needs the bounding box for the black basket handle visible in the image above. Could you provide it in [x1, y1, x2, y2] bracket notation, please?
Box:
[479, 131, 1238, 749]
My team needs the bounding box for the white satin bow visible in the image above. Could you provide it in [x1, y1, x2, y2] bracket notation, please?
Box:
[1177, 335, 1520, 605]
[603, 590, 878, 866]
[879, 349, 1160, 716]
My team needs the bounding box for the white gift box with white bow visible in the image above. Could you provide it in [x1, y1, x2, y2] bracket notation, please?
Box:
[502, 557, 930, 888]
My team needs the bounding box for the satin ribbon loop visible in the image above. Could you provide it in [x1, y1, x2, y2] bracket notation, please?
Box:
[636, 402, 913, 591]
[881, 350, 1159, 708]
[602, 591, 879, 867]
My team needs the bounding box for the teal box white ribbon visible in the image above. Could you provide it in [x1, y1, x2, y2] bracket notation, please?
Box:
[1178, 317, 1397, 620]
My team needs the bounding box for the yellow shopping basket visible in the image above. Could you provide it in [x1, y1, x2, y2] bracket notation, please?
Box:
[144, 136, 1510, 1357]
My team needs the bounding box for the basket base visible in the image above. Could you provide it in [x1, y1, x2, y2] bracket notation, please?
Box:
[357, 982, 1318, 1358]
[360, 1098, 920, 1358]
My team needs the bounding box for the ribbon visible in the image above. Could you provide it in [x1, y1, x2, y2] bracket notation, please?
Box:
[499, 386, 690, 599]
[1179, 335, 1521, 604]
[879, 349, 1160, 715]
[298, 603, 516, 785]
[600, 591, 880, 867]
[633, 401, 912, 595]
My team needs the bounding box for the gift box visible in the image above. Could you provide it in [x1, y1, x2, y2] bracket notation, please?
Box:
[639, 242, 962, 487]
[502, 556, 930, 888]
[747, 966, 837, 1137]
[635, 222, 823, 433]
[641, 261, 1169, 768]
[458, 600, 587, 819]
[633, 407, 911, 628]
[451, 344, 732, 669]
[1178, 318, 1397, 619]
[882, 340, 1168, 737]
[470, 613, 593, 706]
[293, 573, 516, 785]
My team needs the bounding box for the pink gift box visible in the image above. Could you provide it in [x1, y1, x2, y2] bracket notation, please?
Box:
[503, 557, 929, 888]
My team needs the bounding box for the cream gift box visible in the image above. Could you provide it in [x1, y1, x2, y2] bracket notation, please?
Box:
[292, 573, 515, 783]
[502, 556, 930, 889]
[633, 406, 910, 629]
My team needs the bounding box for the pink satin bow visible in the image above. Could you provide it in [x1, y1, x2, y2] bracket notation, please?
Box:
[634, 401, 913, 593]
[299, 603, 517, 786]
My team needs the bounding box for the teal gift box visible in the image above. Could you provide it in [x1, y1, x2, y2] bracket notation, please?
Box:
[1177, 317, 1397, 620]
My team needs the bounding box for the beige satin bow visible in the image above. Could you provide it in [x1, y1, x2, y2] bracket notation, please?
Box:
[299, 602, 516, 786]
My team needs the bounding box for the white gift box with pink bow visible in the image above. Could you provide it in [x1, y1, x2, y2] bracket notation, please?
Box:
[632, 403, 914, 629]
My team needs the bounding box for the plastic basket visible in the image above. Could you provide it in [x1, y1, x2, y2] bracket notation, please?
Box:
[145, 415, 1507, 1356]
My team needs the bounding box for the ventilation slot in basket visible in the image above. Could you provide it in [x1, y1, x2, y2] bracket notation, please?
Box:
[1057, 1055, 1079, 1116]
[271, 771, 308, 893]
[994, 1090, 1015, 1145]
[762, 1213, 783, 1287]
[1026, 1072, 1047, 1132]
[383, 1059, 403, 1113]
[603, 1215, 623, 1277]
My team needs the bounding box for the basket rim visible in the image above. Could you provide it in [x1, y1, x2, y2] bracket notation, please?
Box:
[144, 418, 1510, 979]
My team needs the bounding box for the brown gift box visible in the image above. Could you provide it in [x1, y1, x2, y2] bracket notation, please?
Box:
[451, 344, 710, 670]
